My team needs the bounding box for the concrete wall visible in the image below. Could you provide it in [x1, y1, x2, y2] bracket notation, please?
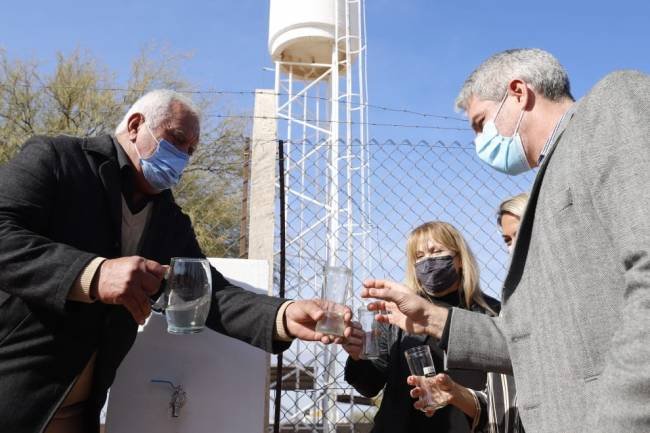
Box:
[248, 89, 278, 293]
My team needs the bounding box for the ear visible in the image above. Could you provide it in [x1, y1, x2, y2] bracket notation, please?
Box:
[507, 79, 535, 111]
[127, 113, 145, 141]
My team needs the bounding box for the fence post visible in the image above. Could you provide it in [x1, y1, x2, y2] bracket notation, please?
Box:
[239, 137, 251, 258]
[273, 139, 286, 433]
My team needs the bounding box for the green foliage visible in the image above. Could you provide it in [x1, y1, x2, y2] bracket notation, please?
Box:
[0, 46, 248, 257]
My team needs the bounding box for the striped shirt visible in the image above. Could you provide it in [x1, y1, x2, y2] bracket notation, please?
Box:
[470, 372, 524, 433]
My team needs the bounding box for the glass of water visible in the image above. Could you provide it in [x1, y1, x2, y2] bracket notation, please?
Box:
[315, 265, 351, 337]
[160, 257, 212, 334]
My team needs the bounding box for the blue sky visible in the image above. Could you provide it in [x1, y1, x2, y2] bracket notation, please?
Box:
[2, 0, 649, 144]
[2, 0, 649, 296]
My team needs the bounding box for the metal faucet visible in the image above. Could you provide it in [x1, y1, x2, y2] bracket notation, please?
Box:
[151, 379, 187, 418]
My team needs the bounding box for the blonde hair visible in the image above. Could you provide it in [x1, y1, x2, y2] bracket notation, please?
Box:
[497, 192, 529, 226]
[404, 221, 495, 313]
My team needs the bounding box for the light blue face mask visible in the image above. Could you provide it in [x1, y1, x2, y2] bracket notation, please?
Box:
[474, 92, 530, 175]
[136, 123, 190, 191]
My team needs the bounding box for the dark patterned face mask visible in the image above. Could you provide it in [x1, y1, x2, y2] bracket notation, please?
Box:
[415, 255, 459, 295]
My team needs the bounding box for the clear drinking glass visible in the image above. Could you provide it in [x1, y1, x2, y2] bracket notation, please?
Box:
[404, 345, 440, 411]
[358, 307, 380, 360]
[314, 265, 351, 337]
[156, 257, 212, 334]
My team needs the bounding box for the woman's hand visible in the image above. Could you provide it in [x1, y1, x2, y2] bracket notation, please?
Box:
[408, 373, 478, 418]
[341, 321, 365, 361]
[408, 374, 455, 416]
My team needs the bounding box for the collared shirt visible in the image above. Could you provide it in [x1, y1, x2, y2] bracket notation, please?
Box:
[538, 103, 577, 164]
[113, 136, 154, 214]
[113, 135, 132, 168]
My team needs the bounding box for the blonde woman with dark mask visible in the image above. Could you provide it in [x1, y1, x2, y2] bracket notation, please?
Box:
[408, 193, 529, 433]
[343, 221, 499, 433]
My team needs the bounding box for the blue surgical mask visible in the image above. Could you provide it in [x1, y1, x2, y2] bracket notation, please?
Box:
[474, 92, 530, 175]
[135, 123, 190, 191]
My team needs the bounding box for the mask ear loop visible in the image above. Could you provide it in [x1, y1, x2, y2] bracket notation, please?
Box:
[506, 83, 528, 136]
[133, 137, 144, 161]
[513, 108, 526, 135]
[492, 90, 510, 123]
[513, 108, 530, 168]
[139, 122, 161, 159]
[496, 88, 529, 147]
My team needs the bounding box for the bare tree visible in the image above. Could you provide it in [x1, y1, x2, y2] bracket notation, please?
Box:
[0, 47, 249, 257]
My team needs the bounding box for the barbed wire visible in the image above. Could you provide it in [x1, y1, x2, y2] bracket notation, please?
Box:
[0, 109, 471, 131]
[11, 132, 475, 151]
[207, 114, 471, 131]
[0, 83, 468, 123]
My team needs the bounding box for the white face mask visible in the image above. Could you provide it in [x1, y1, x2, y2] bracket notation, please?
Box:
[474, 91, 530, 176]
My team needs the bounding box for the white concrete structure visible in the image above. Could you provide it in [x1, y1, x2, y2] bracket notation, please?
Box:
[105, 259, 270, 433]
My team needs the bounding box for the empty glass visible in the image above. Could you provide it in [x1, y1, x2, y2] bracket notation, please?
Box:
[315, 265, 351, 337]
[154, 257, 212, 334]
[358, 307, 380, 360]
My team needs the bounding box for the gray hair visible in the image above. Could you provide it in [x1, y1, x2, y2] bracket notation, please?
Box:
[114, 89, 200, 134]
[497, 192, 530, 226]
[455, 48, 573, 112]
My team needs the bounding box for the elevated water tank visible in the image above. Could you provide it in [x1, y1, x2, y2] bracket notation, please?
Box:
[268, 0, 359, 80]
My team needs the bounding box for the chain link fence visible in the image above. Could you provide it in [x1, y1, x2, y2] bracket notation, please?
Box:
[269, 138, 535, 433]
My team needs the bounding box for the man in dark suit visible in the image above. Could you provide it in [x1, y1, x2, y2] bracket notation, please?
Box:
[0, 89, 351, 433]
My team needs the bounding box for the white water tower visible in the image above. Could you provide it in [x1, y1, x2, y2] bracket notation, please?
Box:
[267, 1, 373, 433]
[269, 0, 359, 79]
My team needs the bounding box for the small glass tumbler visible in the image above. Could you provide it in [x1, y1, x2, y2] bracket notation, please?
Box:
[314, 265, 351, 337]
[358, 307, 380, 360]
[404, 345, 439, 411]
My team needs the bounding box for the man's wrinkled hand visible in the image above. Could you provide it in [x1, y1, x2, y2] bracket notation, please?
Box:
[93, 256, 166, 325]
[284, 299, 353, 344]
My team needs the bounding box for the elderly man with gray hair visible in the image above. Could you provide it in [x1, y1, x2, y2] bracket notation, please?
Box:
[362, 48, 650, 433]
[0, 89, 352, 433]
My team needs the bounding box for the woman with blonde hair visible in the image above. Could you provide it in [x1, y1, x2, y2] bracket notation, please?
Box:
[408, 193, 529, 433]
[342, 220, 499, 433]
[404, 221, 496, 313]
[497, 192, 529, 254]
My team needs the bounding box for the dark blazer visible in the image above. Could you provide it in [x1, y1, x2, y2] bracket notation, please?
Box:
[345, 293, 499, 433]
[0, 135, 290, 433]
